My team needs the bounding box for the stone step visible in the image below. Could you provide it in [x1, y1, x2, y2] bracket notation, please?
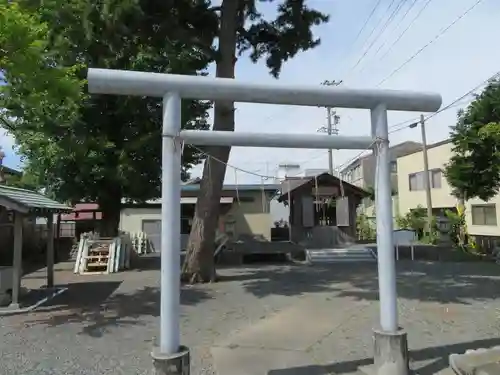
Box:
[306, 247, 376, 264]
[308, 249, 369, 255]
[309, 252, 372, 257]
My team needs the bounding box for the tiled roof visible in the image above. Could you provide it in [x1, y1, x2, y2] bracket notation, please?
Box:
[0, 185, 72, 213]
[277, 172, 368, 201]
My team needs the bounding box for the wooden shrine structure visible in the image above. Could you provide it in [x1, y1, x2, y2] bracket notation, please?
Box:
[277, 172, 369, 240]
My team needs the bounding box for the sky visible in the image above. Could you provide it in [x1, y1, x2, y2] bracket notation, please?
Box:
[1, 0, 500, 184]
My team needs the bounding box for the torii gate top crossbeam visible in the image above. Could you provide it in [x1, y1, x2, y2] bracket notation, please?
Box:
[88, 68, 442, 112]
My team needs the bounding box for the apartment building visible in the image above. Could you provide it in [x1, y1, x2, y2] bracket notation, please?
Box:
[340, 141, 423, 192]
[397, 139, 500, 238]
[340, 141, 423, 218]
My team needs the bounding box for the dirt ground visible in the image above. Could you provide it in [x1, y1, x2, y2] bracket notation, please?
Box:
[1, 256, 500, 374]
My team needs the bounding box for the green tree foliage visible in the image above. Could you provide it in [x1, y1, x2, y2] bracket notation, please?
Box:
[444, 208, 467, 250]
[445, 78, 500, 201]
[2, 172, 40, 190]
[356, 213, 376, 241]
[396, 206, 439, 244]
[183, 0, 330, 283]
[0, 0, 214, 235]
[396, 206, 427, 233]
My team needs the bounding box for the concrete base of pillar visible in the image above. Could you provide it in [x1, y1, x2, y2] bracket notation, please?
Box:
[359, 328, 409, 375]
[151, 346, 190, 375]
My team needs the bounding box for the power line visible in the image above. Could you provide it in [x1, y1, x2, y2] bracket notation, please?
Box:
[346, 0, 401, 77]
[348, 0, 385, 54]
[360, 0, 409, 64]
[195, 68, 499, 182]
[370, 0, 422, 61]
[388, 69, 500, 135]
[377, 0, 486, 86]
[342, 0, 398, 79]
[354, 0, 421, 79]
[378, 0, 435, 62]
[187, 141, 376, 182]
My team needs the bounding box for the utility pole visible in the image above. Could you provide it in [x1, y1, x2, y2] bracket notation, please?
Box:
[410, 114, 433, 232]
[319, 80, 342, 175]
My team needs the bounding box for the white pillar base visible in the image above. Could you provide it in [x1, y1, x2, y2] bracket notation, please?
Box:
[152, 346, 190, 375]
[359, 328, 409, 375]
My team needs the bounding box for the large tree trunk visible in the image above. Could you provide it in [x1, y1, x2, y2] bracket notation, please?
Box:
[182, 0, 240, 283]
[98, 187, 122, 238]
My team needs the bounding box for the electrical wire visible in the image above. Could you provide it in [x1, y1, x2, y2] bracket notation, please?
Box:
[342, 0, 400, 79]
[376, 0, 486, 87]
[378, 0, 435, 62]
[369, 0, 422, 62]
[354, 0, 409, 72]
[351, 0, 385, 47]
[186, 141, 377, 183]
[340, 0, 385, 76]
[344, 0, 400, 78]
[353, 0, 420, 79]
[388, 69, 500, 135]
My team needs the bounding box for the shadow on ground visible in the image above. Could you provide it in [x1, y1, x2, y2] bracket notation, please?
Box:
[218, 261, 500, 304]
[22, 279, 211, 338]
[18, 259, 500, 338]
[268, 337, 500, 375]
[129, 253, 162, 271]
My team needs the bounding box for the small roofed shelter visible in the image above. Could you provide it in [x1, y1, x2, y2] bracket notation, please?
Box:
[277, 172, 369, 240]
[0, 185, 72, 309]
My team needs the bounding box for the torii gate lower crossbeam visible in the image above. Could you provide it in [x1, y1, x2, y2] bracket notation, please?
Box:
[87, 68, 442, 375]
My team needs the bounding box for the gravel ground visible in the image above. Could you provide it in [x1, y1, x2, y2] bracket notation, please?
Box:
[1, 257, 500, 375]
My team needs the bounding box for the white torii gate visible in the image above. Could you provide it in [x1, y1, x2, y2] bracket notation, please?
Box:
[87, 68, 441, 375]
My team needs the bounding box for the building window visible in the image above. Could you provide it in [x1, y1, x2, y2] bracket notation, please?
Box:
[345, 171, 353, 182]
[431, 169, 442, 188]
[409, 173, 423, 191]
[346, 165, 362, 183]
[471, 204, 497, 226]
[408, 169, 442, 191]
[352, 165, 360, 181]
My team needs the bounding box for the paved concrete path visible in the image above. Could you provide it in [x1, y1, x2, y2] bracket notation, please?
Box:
[211, 298, 367, 375]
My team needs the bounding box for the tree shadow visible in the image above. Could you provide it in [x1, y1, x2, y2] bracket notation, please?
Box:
[22, 280, 211, 338]
[268, 337, 500, 375]
[339, 261, 500, 304]
[220, 264, 362, 297]
[222, 261, 500, 304]
[129, 253, 161, 271]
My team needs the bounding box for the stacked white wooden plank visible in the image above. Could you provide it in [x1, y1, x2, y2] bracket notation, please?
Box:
[131, 232, 150, 254]
[74, 234, 132, 275]
[106, 240, 115, 273]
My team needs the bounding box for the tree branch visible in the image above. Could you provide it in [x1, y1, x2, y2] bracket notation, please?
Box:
[236, 0, 329, 77]
[0, 114, 15, 132]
